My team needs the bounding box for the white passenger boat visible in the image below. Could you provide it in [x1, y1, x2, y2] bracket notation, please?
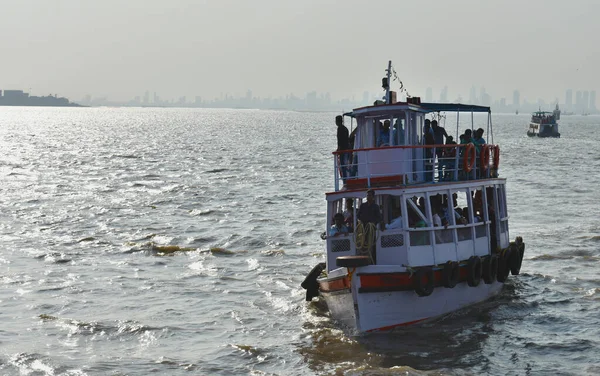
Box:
[302, 61, 525, 333]
[527, 109, 560, 138]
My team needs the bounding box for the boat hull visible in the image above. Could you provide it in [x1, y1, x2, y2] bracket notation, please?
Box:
[320, 276, 503, 332]
[527, 131, 560, 138]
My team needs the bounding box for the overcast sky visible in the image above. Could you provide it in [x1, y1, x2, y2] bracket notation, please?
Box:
[1, 0, 599, 103]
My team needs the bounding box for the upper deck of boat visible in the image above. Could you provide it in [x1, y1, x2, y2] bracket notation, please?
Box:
[331, 100, 499, 194]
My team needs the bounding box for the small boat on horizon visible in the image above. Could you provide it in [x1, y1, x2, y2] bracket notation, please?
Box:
[301, 61, 525, 333]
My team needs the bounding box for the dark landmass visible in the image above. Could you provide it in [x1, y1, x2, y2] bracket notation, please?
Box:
[0, 90, 84, 107]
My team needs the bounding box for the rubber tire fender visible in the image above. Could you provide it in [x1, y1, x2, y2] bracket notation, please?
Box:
[413, 267, 435, 297]
[482, 255, 499, 284]
[497, 248, 512, 282]
[442, 261, 460, 288]
[466, 256, 482, 287]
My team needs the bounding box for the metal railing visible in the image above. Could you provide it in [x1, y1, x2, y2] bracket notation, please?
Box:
[333, 144, 499, 191]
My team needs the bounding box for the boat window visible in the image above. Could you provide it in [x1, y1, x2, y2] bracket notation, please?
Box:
[382, 194, 403, 229]
[471, 188, 485, 222]
[450, 189, 472, 241]
[406, 195, 431, 246]
[496, 186, 507, 219]
[394, 114, 406, 146]
[429, 192, 453, 244]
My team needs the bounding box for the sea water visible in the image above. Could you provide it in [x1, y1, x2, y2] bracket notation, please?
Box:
[0, 106, 599, 375]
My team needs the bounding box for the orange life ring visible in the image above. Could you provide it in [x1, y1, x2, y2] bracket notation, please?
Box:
[493, 145, 500, 168]
[480, 144, 491, 171]
[463, 143, 476, 173]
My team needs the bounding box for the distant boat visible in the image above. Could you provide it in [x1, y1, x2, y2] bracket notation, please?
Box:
[527, 110, 560, 138]
[515, 109, 519, 115]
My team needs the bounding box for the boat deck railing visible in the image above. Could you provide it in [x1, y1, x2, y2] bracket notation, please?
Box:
[333, 144, 499, 191]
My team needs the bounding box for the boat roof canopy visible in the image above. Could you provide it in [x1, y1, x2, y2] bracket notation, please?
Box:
[419, 102, 491, 113]
[343, 102, 490, 118]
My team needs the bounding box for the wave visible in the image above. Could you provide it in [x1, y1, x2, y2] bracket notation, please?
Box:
[205, 168, 228, 173]
[530, 254, 574, 261]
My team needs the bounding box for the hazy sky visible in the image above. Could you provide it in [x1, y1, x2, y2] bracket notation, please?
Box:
[1, 0, 599, 103]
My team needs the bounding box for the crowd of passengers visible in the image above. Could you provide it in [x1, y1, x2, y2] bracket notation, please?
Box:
[327, 189, 496, 261]
[328, 189, 489, 237]
[532, 114, 555, 124]
[336, 115, 489, 181]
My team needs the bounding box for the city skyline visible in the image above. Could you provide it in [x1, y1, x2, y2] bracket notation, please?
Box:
[2, 0, 600, 109]
[69, 85, 597, 114]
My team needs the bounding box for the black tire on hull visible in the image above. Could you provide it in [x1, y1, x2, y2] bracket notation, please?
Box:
[482, 254, 499, 284]
[466, 256, 482, 287]
[510, 239, 525, 275]
[442, 261, 460, 288]
[413, 267, 435, 297]
[497, 248, 512, 282]
[301, 262, 326, 301]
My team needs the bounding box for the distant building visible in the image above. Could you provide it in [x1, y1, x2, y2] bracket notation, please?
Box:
[565, 89, 572, 111]
[582, 91, 590, 114]
[469, 86, 478, 104]
[439, 86, 448, 102]
[590, 91, 597, 111]
[425, 87, 432, 102]
[513, 90, 520, 110]
[575, 91, 582, 114]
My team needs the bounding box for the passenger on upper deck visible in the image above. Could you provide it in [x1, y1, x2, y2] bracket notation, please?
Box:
[336, 115, 350, 179]
[336, 115, 349, 151]
[459, 129, 472, 144]
[329, 213, 349, 237]
[473, 128, 486, 151]
[378, 120, 391, 146]
[442, 136, 458, 180]
[432, 120, 448, 146]
[423, 119, 435, 145]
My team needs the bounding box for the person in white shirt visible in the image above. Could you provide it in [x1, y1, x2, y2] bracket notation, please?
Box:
[386, 207, 403, 230]
[329, 213, 349, 237]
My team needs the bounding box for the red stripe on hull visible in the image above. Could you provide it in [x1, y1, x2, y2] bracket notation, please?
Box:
[319, 276, 350, 292]
[366, 317, 429, 332]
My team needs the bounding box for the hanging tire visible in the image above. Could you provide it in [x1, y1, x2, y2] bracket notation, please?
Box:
[466, 256, 482, 287]
[413, 267, 435, 297]
[496, 248, 512, 282]
[442, 261, 460, 288]
[301, 262, 326, 301]
[336, 255, 370, 268]
[510, 242, 525, 275]
[482, 255, 498, 284]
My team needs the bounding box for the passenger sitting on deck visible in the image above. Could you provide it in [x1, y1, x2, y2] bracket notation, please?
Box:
[329, 213, 349, 237]
[386, 207, 403, 230]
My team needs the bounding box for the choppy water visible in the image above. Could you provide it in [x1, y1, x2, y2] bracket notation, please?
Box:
[0, 106, 599, 375]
